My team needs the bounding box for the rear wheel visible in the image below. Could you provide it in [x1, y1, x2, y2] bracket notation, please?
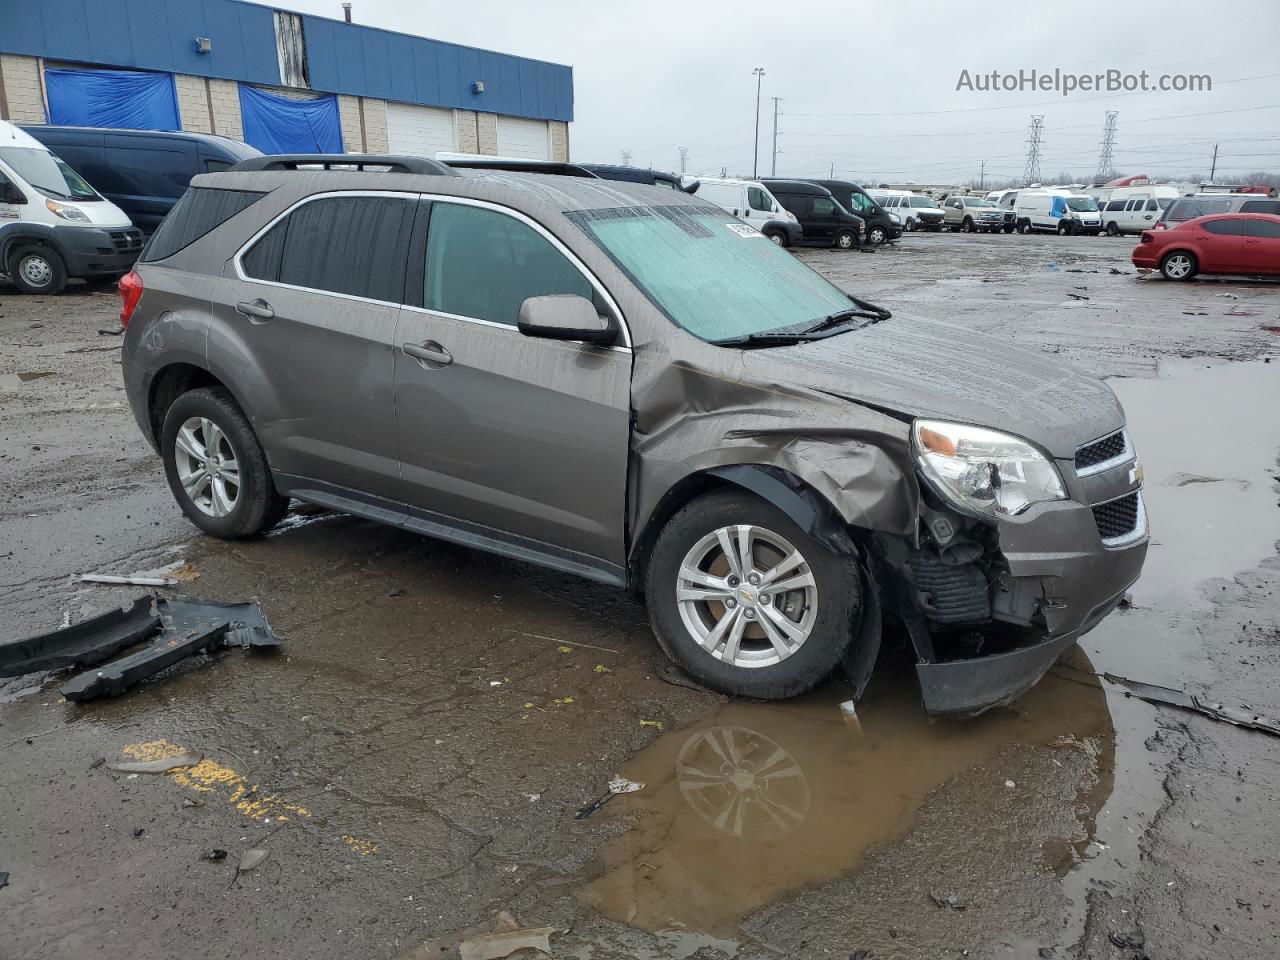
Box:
[160, 387, 289, 539]
[904, 216, 916, 232]
[962, 217, 975, 233]
[834, 230, 856, 250]
[646, 490, 863, 700]
[763, 227, 788, 247]
[1159, 250, 1198, 281]
[1019, 220, 1032, 234]
[1106, 221, 1121, 236]
[8, 245, 67, 295]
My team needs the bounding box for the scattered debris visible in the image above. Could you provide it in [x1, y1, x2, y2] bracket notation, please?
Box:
[1106, 673, 1280, 737]
[98, 327, 125, 336]
[929, 891, 966, 910]
[1108, 930, 1145, 950]
[106, 750, 203, 774]
[132, 828, 145, 838]
[576, 775, 646, 820]
[0, 872, 8, 891]
[341, 835, 378, 856]
[1182, 310, 1209, 316]
[657, 662, 716, 695]
[201, 849, 228, 862]
[0, 596, 158, 677]
[850, 951, 874, 960]
[1005, 780, 1016, 788]
[410, 911, 553, 960]
[77, 573, 178, 587]
[1165, 472, 1249, 490]
[238, 847, 270, 872]
[388, 587, 406, 597]
[607, 776, 644, 795]
[1216, 292, 1239, 299]
[502, 628, 620, 655]
[1066, 292, 1090, 301]
[182, 797, 205, 808]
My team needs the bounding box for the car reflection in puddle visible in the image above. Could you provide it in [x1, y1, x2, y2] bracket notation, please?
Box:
[579, 648, 1114, 939]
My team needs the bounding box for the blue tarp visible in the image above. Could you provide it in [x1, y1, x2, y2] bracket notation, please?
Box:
[238, 85, 343, 154]
[45, 68, 180, 130]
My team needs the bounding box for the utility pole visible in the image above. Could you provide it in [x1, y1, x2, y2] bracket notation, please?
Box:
[1095, 110, 1118, 182]
[620, 149, 632, 166]
[678, 147, 688, 174]
[770, 97, 781, 176]
[1023, 115, 1044, 186]
[829, 161, 834, 178]
[1209, 143, 1219, 182]
[751, 67, 765, 179]
[978, 160, 986, 190]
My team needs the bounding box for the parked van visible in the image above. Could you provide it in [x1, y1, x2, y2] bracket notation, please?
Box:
[578, 163, 696, 192]
[21, 126, 261, 235]
[761, 180, 865, 249]
[1099, 185, 1181, 236]
[1156, 192, 1280, 229]
[776, 179, 901, 245]
[872, 190, 945, 231]
[694, 177, 803, 246]
[0, 121, 141, 294]
[1015, 190, 1102, 235]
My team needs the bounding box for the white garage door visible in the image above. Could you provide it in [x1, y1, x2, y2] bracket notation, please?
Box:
[496, 117, 550, 160]
[386, 102, 456, 157]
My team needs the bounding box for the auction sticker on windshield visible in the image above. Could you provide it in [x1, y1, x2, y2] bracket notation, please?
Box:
[725, 223, 762, 237]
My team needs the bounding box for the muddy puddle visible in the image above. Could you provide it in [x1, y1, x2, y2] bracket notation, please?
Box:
[580, 649, 1114, 939]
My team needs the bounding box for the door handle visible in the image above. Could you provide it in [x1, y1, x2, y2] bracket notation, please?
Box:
[235, 298, 274, 321]
[402, 341, 452, 367]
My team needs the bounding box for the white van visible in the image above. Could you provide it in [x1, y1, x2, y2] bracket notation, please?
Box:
[693, 177, 801, 246]
[1014, 189, 1102, 236]
[1098, 185, 1181, 236]
[870, 189, 945, 231]
[0, 121, 140, 294]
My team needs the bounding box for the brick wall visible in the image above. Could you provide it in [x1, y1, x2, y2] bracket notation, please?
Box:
[476, 112, 498, 155]
[175, 74, 211, 133]
[0, 55, 46, 123]
[454, 110, 478, 153]
[207, 78, 243, 140]
[337, 94, 364, 151]
[360, 97, 388, 153]
[550, 121, 569, 162]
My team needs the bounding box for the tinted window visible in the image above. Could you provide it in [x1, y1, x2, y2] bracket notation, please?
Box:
[424, 203, 592, 327]
[1245, 218, 1280, 238]
[269, 196, 415, 301]
[1201, 219, 1248, 236]
[1169, 197, 1232, 221]
[205, 159, 233, 173]
[845, 191, 873, 213]
[105, 141, 197, 198]
[1241, 199, 1280, 214]
[812, 198, 838, 217]
[776, 194, 807, 219]
[142, 187, 265, 262]
[242, 218, 287, 282]
[1106, 200, 1125, 211]
[747, 187, 773, 212]
[1146, 199, 1159, 211]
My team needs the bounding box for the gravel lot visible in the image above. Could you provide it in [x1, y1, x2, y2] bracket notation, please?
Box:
[2, 231, 1278, 960]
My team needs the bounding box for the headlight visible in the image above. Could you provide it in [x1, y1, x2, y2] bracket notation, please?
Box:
[913, 419, 1066, 518]
[888, 213, 901, 224]
[46, 199, 90, 223]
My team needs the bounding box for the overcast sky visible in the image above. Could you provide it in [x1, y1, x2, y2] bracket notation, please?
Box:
[281, 0, 1279, 185]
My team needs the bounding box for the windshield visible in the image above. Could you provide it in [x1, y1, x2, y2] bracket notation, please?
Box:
[1168, 197, 1231, 221]
[0, 147, 99, 201]
[966, 198, 996, 207]
[571, 205, 853, 342]
[1157, 197, 1173, 209]
[909, 196, 934, 208]
[1066, 197, 1099, 212]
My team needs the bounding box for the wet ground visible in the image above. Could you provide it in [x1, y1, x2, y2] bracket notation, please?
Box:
[2, 232, 1278, 959]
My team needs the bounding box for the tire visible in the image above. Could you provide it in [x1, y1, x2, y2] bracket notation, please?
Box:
[866, 225, 887, 245]
[962, 218, 975, 233]
[904, 217, 916, 232]
[1159, 250, 1198, 281]
[1106, 221, 1121, 236]
[8, 244, 67, 295]
[1057, 222, 1072, 236]
[160, 386, 289, 539]
[763, 228, 788, 247]
[1019, 220, 1032, 234]
[645, 489, 863, 700]
[834, 230, 856, 250]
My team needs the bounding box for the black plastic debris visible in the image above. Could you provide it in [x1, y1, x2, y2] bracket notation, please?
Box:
[1106, 673, 1280, 737]
[0, 872, 8, 891]
[0, 596, 281, 701]
[0, 597, 159, 677]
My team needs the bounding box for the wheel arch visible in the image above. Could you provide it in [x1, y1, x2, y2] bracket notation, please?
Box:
[0, 222, 65, 271]
[146, 362, 229, 444]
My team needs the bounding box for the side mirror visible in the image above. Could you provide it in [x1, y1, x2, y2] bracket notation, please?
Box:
[518, 294, 618, 346]
[0, 182, 26, 204]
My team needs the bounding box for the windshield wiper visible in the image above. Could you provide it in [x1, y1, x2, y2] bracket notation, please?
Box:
[801, 298, 893, 335]
[712, 332, 817, 349]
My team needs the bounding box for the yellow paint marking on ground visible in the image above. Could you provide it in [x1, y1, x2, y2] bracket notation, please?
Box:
[121, 740, 310, 820]
[341, 835, 378, 856]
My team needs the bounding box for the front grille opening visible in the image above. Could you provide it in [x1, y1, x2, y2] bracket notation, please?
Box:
[1093, 492, 1139, 541]
[1077, 431, 1127, 471]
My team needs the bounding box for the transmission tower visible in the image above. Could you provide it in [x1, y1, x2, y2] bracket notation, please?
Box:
[678, 146, 688, 174]
[1095, 111, 1118, 182]
[1022, 115, 1044, 186]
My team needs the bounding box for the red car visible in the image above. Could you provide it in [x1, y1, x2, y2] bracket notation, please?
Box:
[1132, 213, 1280, 280]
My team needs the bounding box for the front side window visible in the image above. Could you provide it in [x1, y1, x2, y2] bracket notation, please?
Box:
[0, 147, 98, 201]
[1246, 218, 1280, 238]
[571, 204, 852, 343]
[846, 191, 873, 213]
[812, 197, 837, 217]
[910, 196, 932, 208]
[424, 202, 592, 327]
[747, 187, 773, 212]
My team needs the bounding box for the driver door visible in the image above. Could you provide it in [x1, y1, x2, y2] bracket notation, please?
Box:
[392, 199, 633, 574]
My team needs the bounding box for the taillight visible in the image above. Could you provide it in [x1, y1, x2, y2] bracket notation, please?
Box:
[1139, 232, 1153, 244]
[118, 270, 143, 328]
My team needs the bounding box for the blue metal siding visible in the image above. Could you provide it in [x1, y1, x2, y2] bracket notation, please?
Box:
[0, 0, 573, 122]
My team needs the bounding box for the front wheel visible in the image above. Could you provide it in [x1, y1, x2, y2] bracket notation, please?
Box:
[1106, 221, 1121, 236]
[160, 387, 289, 539]
[962, 218, 975, 233]
[646, 490, 863, 700]
[1160, 250, 1198, 281]
[1003, 224, 1016, 234]
[866, 225, 887, 245]
[763, 228, 788, 247]
[834, 230, 856, 250]
[8, 245, 67, 295]
[904, 217, 916, 232]
[1057, 222, 1072, 236]
[1019, 220, 1032, 234]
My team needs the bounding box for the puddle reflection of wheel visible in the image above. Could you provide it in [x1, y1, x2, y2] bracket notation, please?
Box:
[676, 725, 810, 839]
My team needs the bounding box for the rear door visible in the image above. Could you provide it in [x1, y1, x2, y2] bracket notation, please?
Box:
[392, 198, 632, 572]
[1242, 217, 1280, 273]
[1196, 219, 1246, 272]
[218, 191, 415, 501]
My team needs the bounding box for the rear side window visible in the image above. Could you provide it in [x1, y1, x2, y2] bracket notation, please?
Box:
[1241, 199, 1280, 214]
[142, 187, 265, 262]
[1201, 219, 1248, 236]
[1246, 219, 1280, 238]
[423, 202, 592, 327]
[241, 195, 415, 302]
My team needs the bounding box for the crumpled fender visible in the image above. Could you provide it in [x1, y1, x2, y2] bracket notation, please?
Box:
[628, 356, 921, 563]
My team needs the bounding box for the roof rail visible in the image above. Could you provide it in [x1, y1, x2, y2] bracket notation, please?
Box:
[442, 158, 601, 179]
[228, 154, 459, 176]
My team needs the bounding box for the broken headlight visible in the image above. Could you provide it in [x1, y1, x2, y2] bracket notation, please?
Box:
[913, 419, 1066, 518]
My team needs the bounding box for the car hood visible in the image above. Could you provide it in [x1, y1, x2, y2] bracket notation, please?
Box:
[739, 314, 1123, 459]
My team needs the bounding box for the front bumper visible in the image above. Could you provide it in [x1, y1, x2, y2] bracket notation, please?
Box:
[56, 225, 144, 277]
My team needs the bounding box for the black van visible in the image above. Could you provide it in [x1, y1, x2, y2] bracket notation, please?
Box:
[20, 126, 261, 234]
[579, 163, 696, 192]
[804, 179, 902, 246]
[763, 180, 865, 249]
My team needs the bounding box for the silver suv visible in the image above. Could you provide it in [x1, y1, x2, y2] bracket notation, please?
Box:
[119, 155, 1148, 715]
[943, 195, 1010, 233]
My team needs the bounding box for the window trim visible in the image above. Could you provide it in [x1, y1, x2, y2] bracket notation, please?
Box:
[233, 190, 632, 351]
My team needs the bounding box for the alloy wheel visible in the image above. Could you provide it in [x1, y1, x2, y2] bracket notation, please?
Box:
[675, 524, 818, 668]
[174, 416, 241, 517]
[1164, 254, 1192, 279]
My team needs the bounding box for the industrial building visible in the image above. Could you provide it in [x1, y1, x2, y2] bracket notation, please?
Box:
[0, 0, 573, 160]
